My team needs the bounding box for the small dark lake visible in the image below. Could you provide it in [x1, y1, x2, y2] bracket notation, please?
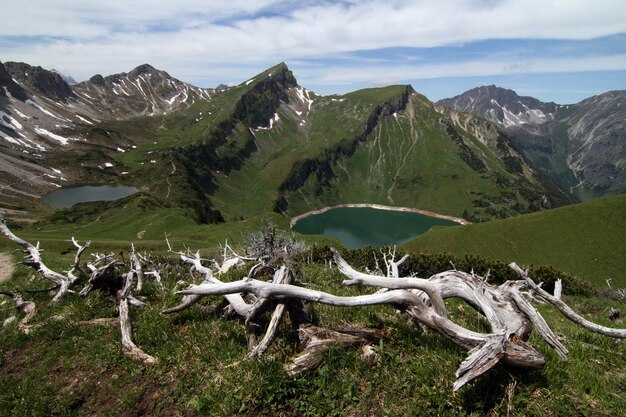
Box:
[41, 184, 138, 208]
[292, 207, 459, 248]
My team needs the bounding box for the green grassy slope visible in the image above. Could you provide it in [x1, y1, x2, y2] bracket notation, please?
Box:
[29, 64, 576, 233]
[211, 83, 574, 223]
[1, 255, 624, 416]
[402, 194, 626, 286]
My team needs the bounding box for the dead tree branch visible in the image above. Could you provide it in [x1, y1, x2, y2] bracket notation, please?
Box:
[174, 249, 626, 391]
[510, 262, 626, 339]
[0, 213, 89, 301]
[1, 291, 37, 333]
[0, 218, 155, 365]
[117, 245, 157, 364]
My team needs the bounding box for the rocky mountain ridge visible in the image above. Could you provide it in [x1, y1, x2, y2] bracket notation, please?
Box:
[0, 60, 214, 151]
[438, 86, 625, 199]
[438, 85, 559, 127]
[4, 61, 75, 102]
[0, 60, 215, 218]
[73, 63, 214, 120]
[0, 60, 579, 225]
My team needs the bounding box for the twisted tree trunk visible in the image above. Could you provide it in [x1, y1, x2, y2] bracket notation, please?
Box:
[173, 249, 625, 391]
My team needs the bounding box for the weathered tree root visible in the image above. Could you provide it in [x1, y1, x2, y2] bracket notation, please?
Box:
[173, 249, 626, 391]
[85, 246, 158, 365]
[117, 266, 157, 365]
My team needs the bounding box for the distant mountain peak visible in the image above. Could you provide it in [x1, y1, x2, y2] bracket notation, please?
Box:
[439, 86, 626, 201]
[240, 62, 297, 88]
[438, 85, 557, 127]
[129, 63, 158, 78]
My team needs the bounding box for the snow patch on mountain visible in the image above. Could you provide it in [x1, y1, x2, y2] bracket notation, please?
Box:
[0, 110, 23, 131]
[294, 87, 314, 111]
[34, 127, 74, 145]
[25, 99, 71, 122]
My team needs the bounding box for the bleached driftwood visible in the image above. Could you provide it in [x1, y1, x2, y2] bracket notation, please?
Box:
[163, 238, 302, 357]
[510, 263, 626, 339]
[162, 238, 257, 316]
[285, 325, 383, 376]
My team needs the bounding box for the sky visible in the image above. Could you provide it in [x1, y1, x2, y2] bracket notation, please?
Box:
[1, 0, 625, 103]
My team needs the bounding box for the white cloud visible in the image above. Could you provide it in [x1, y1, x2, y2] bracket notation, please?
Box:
[299, 54, 626, 86]
[1, 0, 625, 90]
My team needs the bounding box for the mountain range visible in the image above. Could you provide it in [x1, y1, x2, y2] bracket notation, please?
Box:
[439, 85, 625, 200]
[1, 59, 620, 227]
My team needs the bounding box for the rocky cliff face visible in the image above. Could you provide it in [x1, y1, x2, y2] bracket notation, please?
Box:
[439, 86, 625, 200]
[0, 61, 28, 101]
[564, 91, 626, 197]
[4, 61, 74, 102]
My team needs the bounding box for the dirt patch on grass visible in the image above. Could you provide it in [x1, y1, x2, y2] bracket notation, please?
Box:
[1, 342, 190, 417]
[0, 252, 14, 283]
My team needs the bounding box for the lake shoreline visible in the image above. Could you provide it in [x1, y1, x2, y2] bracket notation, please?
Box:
[290, 203, 471, 228]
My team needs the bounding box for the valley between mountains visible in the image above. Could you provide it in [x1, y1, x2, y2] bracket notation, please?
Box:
[0, 59, 624, 283]
[1, 61, 578, 221]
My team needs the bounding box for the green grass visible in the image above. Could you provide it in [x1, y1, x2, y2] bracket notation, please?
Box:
[0, 253, 624, 416]
[402, 194, 626, 286]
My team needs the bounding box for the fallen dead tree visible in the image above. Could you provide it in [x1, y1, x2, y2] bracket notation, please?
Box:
[0, 214, 90, 302]
[0, 214, 156, 364]
[170, 247, 626, 391]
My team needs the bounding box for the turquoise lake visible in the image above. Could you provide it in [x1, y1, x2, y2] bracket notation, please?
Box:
[292, 207, 459, 248]
[41, 184, 138, 208]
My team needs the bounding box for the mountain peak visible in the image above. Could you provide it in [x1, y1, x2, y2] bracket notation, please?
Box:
[3, 61, 74, 102]
[88, 74, 105, 86]
[258, 62, 292, 80]
[0, 60, 28, 100]
[438, 85, 557, 127]
[129, 63, 158, 77]
[240, 62, 298, 89]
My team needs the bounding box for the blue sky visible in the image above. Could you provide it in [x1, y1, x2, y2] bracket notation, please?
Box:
[1, 0, 625, 103]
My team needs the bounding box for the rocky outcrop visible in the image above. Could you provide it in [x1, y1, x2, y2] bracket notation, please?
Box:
[0, 61, 30, 101]
[88, 74, 106, 87]
[4, 61, 74, 102]
[233, 62, 298, 128]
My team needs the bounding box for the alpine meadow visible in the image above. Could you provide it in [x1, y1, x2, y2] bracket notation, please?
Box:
[1, 1, 625, 416]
